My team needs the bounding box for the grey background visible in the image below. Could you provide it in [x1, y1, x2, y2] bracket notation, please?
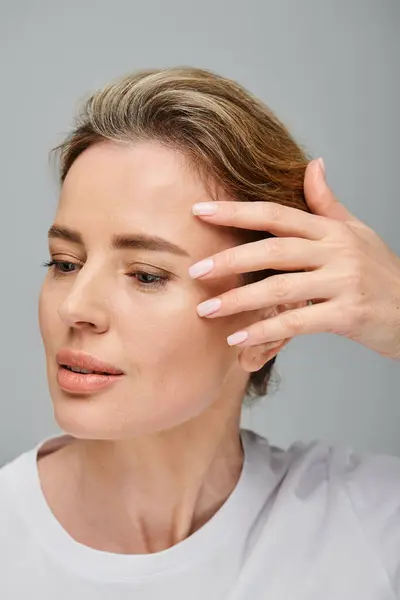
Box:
[0, 0, 399, 466]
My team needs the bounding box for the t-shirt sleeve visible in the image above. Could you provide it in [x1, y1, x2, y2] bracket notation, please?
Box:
[341, 449, 400, 596]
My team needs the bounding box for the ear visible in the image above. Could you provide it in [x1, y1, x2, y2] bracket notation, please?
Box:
[237, 300, 307, 373]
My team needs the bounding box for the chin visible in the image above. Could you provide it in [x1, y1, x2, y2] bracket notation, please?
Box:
[49, 392, 173, 442]
[47, 374, 215, 441]
[49, 386, 123, 440]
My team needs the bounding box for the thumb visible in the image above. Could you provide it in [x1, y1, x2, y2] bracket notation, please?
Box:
[304, 158, 354, 222]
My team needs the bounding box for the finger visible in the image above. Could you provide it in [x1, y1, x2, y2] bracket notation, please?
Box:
[192, 198, 339, 240]
[226, 301, 339, 346]
[304, 159, 357, 222]
[197, 270, 338, 318]
[189, 237, 325, 280]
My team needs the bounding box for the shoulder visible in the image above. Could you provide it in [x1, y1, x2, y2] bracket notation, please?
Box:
[0, 435, 74, 547]
[338, 446, 400, 588]
[246, 428, 400, 533]
[285, 436, 400, 590]
[0, 434, 73, 497]
[280, 435, 400, 514]
[339, 447, 400, 511]
[258, 428, 400, 500]
[0, 445, 37, 496]
[0, 448, 37, 539]
[0, 434, 69, 510]
[0, 450, 30, 491]
[293, 439, 400, 518]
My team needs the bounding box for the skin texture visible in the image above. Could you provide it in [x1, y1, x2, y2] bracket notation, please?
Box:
[37, 141, 287, 554]
[36, 141, 400, 555]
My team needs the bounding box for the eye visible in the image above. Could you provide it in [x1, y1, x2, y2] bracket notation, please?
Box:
[42, 260, 170, 290]
[131, 271, 169, 288]
[43, 260, 79, 274]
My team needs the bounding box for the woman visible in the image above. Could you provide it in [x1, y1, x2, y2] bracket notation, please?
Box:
[0, 67, 399, 599]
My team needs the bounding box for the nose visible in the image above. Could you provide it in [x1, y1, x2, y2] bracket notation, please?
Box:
[58, 264, 110, 333]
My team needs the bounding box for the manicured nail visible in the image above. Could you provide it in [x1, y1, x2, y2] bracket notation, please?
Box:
[189, 258, 214, 278]
[317, 157, 325, 176]
[197, 298, 222, 317]
[192, 202, 218, 215]
[227, 331, 248, 346]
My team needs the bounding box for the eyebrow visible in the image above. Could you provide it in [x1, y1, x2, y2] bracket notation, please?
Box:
[48, 225, 190, 257]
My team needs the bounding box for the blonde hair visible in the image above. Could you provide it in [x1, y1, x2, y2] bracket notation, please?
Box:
[51, 66, 312, 401]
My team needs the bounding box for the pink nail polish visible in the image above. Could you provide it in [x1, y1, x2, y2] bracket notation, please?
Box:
[197, 298, 222, 316]
[227, 331, 248, 346]
[192, 202, 218, 215]
[189, 258, 214, 278]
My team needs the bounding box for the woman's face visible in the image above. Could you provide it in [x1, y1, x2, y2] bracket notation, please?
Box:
[39, 141, 255, 439]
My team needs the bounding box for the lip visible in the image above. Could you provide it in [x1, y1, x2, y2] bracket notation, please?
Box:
[56, 349, 124, 395]
[56, 349, 124, 375]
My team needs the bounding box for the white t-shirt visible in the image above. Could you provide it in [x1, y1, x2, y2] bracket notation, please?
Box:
[0, 428, 399, 599]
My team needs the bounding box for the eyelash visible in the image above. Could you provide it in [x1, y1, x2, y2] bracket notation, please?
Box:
[42, 260, 170, 289]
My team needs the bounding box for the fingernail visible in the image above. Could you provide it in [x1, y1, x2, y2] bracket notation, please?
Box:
[197, 297, 222, 316]
[227, 331, 248, 346]
[192, 202, 218, 215]
[189, 258, 214, 278]
[317, 157, 325, 177]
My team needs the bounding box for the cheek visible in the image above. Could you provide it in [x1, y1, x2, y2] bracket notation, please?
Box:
[117, 275, 245, 372]
[117, 308, 236, 423]
[38, 285, 59, 345]
[118, 294, 237, 375]
[38, 287, 47, 335]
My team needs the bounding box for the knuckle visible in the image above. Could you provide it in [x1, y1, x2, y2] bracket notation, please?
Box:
[335, 220, 353, 240]
[337, 226, 364, 254]
[228, 286, 244, 309]
[259, 319, 272, 339]
[265, 236, 285, 255]
[282, 309, 305, 334]
[327, 222, 355, 248]
[333, 313, 353, 336]
[351, 302, 371, 328]
[343, 266, 360, 288]
[221, 247, 239, 271]
[335, 301, 369, 336]
[270, 274, 292, 299]
[342, 242, 363, 259]
[229, 202, 241, 220]
[264, 202, 283, 222]
[343, 257, 368, 294]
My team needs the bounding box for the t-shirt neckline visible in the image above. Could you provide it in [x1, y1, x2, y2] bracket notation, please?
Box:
[13, 428, 271, 582]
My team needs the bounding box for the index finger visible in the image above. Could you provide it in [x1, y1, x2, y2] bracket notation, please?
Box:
[192, 200, 336, 241]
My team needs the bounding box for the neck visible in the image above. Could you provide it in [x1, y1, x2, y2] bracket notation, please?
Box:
[38, 395, 245, 554]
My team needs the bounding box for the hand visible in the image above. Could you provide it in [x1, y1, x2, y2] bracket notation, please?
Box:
[189, 159, 400, 360]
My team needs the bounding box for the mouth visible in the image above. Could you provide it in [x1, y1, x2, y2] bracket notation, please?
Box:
[60, 365, 121, 376]
[55, 349, 124, 394]
[56, 348, 124, 376]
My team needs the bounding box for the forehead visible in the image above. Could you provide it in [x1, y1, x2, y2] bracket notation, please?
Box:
[57, 141, 237, 255]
